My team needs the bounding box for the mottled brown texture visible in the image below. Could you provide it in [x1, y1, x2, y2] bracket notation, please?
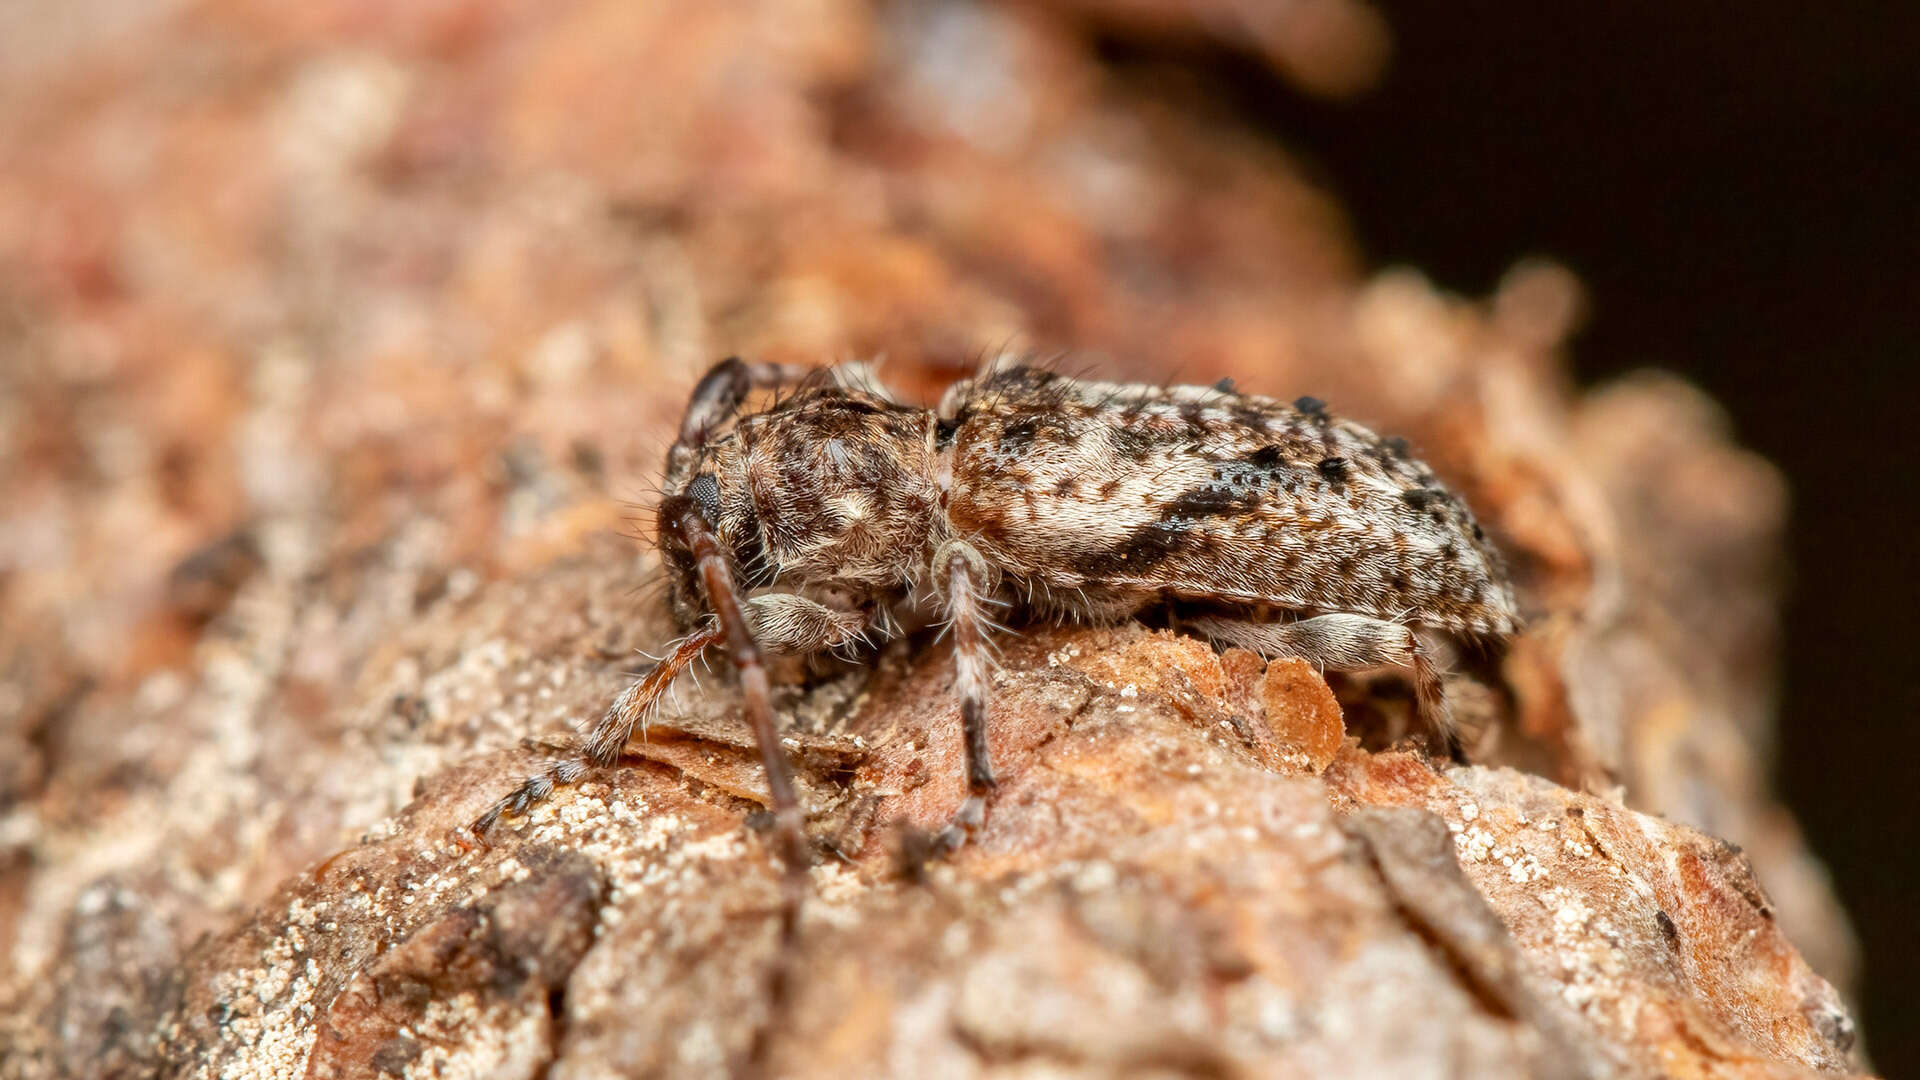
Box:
[305, 849, 602, 1080]
[940, 365, 1518, 638]
[0, 0, 1865, 1077]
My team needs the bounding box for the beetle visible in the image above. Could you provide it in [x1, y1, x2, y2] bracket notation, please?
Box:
[471, 356, 1518, 856]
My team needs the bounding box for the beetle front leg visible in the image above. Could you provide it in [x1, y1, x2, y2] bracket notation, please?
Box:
[467, 594, 873, 844]
[661, 502, 819, 1075]
[468, 622, 725, 843]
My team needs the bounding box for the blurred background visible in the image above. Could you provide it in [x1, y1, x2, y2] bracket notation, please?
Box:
[0, 0, 1912, 1071]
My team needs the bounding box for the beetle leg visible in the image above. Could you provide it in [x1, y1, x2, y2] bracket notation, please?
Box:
[467, 623, 724, 843]
[659, 502, 819, 1074]
[1186, 613, 1455, 753]
[933, 541, 1000, 853]
[467, 594, 876, 843]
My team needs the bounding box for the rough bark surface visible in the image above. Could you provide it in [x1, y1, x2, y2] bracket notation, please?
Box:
[0, 0, 1864, 1077]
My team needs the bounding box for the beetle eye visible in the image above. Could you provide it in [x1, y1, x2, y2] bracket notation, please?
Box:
[686, 473, 722, 522]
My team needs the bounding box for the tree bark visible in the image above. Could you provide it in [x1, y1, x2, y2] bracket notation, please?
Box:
[0, 1, 1862, 1076]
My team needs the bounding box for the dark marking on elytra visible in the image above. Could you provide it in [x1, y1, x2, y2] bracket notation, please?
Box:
[1294, 395, 1327, 417]
[1160, 486, 1261, 521]
[1074, 520, 1192, 577]
[1401, 487, 1440, 510]
[1246, 445, 1288, 469]
[1317, 457, 1349, 484]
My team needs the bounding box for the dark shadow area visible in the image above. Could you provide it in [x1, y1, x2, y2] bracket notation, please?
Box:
[1099, 2, 1918, 1069]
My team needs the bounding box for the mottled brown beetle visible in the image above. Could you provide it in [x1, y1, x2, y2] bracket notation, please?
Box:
[472, 356, 1518, 860]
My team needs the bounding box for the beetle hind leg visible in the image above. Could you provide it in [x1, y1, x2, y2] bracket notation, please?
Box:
[1186, 613, 1457, 756]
